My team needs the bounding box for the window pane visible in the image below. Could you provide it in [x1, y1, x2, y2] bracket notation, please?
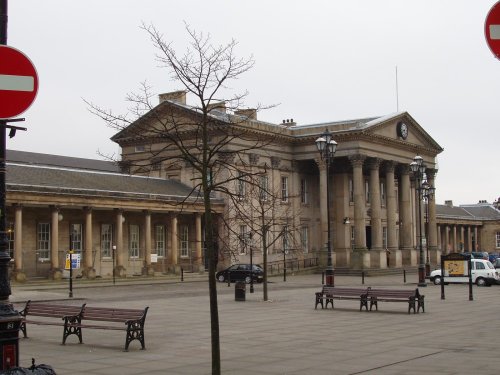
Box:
[156, 225, 166, 257]
[101, 224, 113, 258]
[129, 225, 140, 258]
[37, 222, 50, 260]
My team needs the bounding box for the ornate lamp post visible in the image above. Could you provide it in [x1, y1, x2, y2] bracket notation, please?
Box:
[410, 155, 427, 287]
[422, 181, 435, 276]
[315, 130, 337, 286]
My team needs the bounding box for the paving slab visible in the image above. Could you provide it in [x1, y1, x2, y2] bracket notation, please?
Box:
[7, 273, 500, 374]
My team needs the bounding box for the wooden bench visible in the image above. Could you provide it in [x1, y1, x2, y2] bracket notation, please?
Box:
[366, 288, 425, 314]
[19, 301, 86, 341]
[315, 286, 370, 311]
[19, 301, 149, 351]
[73, 306, 149, 351]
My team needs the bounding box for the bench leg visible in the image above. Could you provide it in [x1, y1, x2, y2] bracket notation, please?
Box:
[408, 298, 416, 314]
[315, 294, 323, 309]
[125, 322, 146, 351]
[418, 298, 425, 313]
[369, 298, 378, 311]
[360, 297, 368, 311]
[63, 316, 83, 345]
[325, 298, 334, 309]
[19, 320, 27, 338]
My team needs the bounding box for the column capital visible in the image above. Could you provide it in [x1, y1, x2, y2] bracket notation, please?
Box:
[348, 154, 366, 168]
[367, 157, 382, 170]
[314, 158, 327, 170]
[383, 160, 396, 174]
[397, 163, 411, 175]
[83, 206, 93, 213]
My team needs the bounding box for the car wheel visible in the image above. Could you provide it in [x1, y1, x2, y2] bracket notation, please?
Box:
[217, 274, 225, 282]
[476, 277, 486, 287]
[433, 276, 442, 285]
[245, 276, 251, 284]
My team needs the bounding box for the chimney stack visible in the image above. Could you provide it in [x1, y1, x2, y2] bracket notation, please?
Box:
[235, 108, 257, 120]
[159, 90, 186, 105]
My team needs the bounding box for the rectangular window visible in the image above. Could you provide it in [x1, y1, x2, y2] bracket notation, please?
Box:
[496, 232, 500, 249]
[129, 224, 140, 258]
[7, 222, 14, 259]
[237, 172, 246, 200]
[155, 225, 166, 257]
[281, 176, 289, 202]
[259, 175, 268, 201]
[301, 226, 309, 253]
[300, 179, 308, 204]
[37, 222, 50, 260]
[380, 181, 386, 206]
[101, 224, 113, 258]
[349, 178, 354, 203]
[70, 223, 83, 254]
[239, 225, 248, 255]
[180, 225, 189, 258]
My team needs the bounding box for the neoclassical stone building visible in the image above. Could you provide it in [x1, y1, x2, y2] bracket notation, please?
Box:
[10, 91, 498, 281]
[111, 91, 444, 272]
[6, 150, 223, 281]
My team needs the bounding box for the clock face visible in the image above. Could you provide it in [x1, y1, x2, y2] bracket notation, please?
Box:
[397, 122, 408, 139]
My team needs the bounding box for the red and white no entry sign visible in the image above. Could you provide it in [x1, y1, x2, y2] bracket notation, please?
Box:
[485, 1, 500, 60]
[0, 45, 39, 119]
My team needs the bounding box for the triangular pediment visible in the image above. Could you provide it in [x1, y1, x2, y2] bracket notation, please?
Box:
[362, 112, 443, 154]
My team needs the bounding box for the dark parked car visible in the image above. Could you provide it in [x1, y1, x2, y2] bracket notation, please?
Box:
[216, 264, 264, 283]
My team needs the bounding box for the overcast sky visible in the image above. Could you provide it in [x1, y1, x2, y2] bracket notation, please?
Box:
[7, 0, 500, 205]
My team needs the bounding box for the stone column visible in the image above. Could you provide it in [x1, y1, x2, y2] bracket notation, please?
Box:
[49, 206, 62, 279]
[385, 162, 401, 267]
[143, 210, 153, 276]
[427, 172, 438, 250]
[83, 207, 96, 279]
[317, 159, 328, 255]
[474, 226, 479, 250]
[195, 213, 203, 272]
[460, 226, 465, 252]
[170, 215, 179, 273]
[368, 158, 384, 267]
[452, 225, 457, 252]
[445, 226, 450, 253]
[399, 165, 415, 265]
[437, 224, 442, 250]
[12, 204, 25, 282]
[349, 155, 369, 269]
[115, 209, 126, 277]
[467, 226, 473, 252]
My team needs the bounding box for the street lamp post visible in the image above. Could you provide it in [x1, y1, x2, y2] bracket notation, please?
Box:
[410, 155, 427, 287]
[422, 181, 435, 277]
[316, 129, 337, 286]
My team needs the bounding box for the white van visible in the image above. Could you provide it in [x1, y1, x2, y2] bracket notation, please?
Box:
[429, 259, 499, 286]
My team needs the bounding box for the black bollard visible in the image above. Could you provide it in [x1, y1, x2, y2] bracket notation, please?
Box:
[403, 269, 406, 283]
[362, 271, 365, 285]
[321, 271, 325, 285]
[181, 267, 184, 282]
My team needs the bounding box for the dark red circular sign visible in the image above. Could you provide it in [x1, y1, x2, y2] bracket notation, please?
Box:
[485, 1, 500, 60]
[0, 45, 39, 119]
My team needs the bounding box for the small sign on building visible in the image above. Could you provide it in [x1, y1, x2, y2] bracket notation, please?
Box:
[65, 253, 81, 270]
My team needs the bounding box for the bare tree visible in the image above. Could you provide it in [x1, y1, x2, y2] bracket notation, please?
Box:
[225, 168, 303, 301]
[86, 24, 281, 375]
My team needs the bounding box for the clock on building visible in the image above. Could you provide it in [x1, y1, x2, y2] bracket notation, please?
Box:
[397, 121, 408, 140]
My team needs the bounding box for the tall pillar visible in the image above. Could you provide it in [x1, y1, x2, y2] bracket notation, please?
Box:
[427, 172, 438, 251]
[12, 204, 25, 282]
[317, 159, 328, 254]
[445, 225, 450, 253]
[349, 155, 368, 269]
[115, 209, 126, 277]
[83, 207, 95, 279]
[437, 224, 442, 250]
[195, 213, 203, 272]
[170, 215, 179, 272]
[474, 226, 479, 250]
[460, 226, 465, 252]
[452, 225, 457, 252]
[399, 165, 415, 266]
[385, 162, 401, 267]
[466, 226, 472, 252]
[368, 158, 384, 268]
[143, 210, 153, 276]
[49, 206, 62, 279]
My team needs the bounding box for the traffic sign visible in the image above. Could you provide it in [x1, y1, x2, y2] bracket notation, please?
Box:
[485, 1, 500, 60]
[0, 45, 39, 119]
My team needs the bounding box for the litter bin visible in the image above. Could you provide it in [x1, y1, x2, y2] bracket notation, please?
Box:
[235, 281, 246, 301]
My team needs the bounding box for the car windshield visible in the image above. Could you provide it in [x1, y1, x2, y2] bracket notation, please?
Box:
[486, 261, 495, 269]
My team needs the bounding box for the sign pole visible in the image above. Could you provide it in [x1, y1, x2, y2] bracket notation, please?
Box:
[0, 0, 23, 370]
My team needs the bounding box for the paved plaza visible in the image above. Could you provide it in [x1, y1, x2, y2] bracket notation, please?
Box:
[8, 272, 500, 374]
